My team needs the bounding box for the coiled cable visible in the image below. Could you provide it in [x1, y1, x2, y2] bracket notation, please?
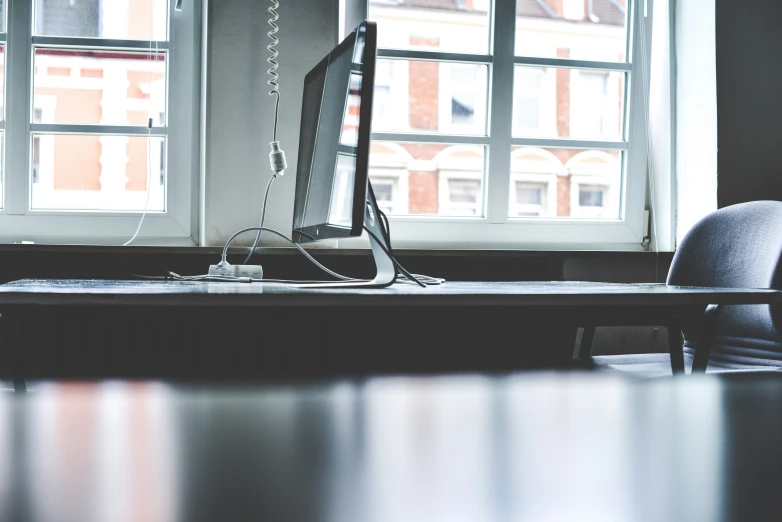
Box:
[268, 0, 281, 141]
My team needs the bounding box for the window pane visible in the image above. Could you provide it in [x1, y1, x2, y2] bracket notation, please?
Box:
[369, 141, 484, 217]
[33, 49, 166, 126]
[30, 134, 165, 212]
[516, 0, 628, 62]
[0, 0, 5, 34]
[368, 0, 490, 54]
[509, 146, 621, 219]
[512, 66, 624, 141]
[373, 60, 488, 135]
[34, 0, 168, 41]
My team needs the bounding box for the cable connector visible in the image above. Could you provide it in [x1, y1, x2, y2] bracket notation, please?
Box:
[269, 141, 287, 175]
[209, 263, 264, 280]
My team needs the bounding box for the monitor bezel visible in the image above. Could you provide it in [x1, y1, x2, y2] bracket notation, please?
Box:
[292, 21, 377, 244]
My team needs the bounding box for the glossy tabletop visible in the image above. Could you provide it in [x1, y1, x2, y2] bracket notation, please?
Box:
[0, 374, 781, 522]
[0, 279, 780, 307]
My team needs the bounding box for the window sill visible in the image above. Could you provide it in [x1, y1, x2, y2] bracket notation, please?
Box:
[0, 244, 674, 285]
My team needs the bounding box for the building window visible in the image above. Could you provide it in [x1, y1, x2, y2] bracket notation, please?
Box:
[361, 0, 649, 247]
[572, 70, 611, 138]
[513, 182, 546, 217]
[436, 146, 485, 217]
[579, 185, 606, 208]
[0, 0, 201, 243]
[369, 172, 409, 216]
[567, 151, 621, 219]
[439, 62, 487, 134]
[445, 178, 480, 216]
[513, 67, 544, 135]
[450, 64, 477, 126]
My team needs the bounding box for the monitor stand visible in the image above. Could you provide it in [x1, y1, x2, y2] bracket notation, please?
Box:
[300, 185, 397, 289]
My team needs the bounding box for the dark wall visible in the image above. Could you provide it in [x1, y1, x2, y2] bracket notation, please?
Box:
[716, 0, 782, 207]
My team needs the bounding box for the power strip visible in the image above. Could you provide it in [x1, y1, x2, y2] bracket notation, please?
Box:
[208, 264, 264, 280]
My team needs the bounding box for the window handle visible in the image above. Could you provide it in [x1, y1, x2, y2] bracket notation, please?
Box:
[175, 0, 183, 11]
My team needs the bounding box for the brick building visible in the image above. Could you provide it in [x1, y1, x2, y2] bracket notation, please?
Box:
[368, 0, 627, 219]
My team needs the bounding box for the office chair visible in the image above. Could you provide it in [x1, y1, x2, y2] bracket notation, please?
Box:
[581, 201, 782, 375]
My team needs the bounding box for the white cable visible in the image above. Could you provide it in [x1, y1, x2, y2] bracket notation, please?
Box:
[123, 17, 158, 246]
[220, 226, 359, 282]
[241, 0, 287, 260]
[242, 173, 277, 264]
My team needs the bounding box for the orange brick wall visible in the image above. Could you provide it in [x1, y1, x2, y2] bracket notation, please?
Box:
[409, 171, 439, 214]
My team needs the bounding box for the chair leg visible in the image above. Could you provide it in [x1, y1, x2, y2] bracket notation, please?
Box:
[667, 316, 685, 375]
[691, 304, 719, 374]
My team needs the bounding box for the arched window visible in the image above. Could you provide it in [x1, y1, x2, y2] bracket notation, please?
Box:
[509, 148, 564, 217]
[566, 151, 621, 219]
[368, 142, 412, 215]
[434, 145, 484, 216]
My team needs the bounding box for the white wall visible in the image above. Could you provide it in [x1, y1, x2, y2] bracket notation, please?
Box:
[203, 0, 338, 246]
[648, 0, 674, 251]
[674, 0, 717, 244]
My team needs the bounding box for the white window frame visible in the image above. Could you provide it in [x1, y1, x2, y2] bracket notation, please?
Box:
[351, 0, 653, 250]
[1, 0, 201, 245]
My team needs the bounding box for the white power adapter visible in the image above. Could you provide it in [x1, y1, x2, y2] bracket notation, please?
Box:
[208, 263, 264, 280]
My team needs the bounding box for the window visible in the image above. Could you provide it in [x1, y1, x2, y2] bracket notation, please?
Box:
[567, 150, 621, 218]
[512, 182, 546, 217]
[513, 67, 556, 136]
[363, 0, 650, 249]
[370, 177, 396, 213]
[368, 142, 409, 215]
[579, 185, 605, 208]
[444, 178, 480, 216]
[442, 63, 487, 132]
[1, 0, 201, 244]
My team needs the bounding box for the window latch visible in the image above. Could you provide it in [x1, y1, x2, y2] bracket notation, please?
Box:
[175, 0, 184, 11]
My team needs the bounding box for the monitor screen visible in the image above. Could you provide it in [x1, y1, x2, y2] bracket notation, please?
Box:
[292, 22, 376, 244]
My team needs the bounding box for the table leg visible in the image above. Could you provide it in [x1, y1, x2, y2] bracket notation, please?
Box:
[668, 316, 685, 375]
[3, 312, 27, 393]
[576, 326, 596, 360]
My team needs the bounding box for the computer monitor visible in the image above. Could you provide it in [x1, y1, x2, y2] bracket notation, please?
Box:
[292, 21, 397, 287]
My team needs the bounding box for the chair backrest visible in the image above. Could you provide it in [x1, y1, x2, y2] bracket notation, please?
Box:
[667, 201, 782, 368]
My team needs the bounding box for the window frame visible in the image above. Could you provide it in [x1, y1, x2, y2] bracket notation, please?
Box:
[1, 0, 201, 245]
[348, 0, 653, 250]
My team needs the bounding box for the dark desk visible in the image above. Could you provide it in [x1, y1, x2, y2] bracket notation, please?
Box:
[0, 279, 780, 380]
[0, 279, 780, 307]
[1, 374, 781, 522]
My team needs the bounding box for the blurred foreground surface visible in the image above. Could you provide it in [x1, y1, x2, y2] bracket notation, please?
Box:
[0, 373, 779, 522]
